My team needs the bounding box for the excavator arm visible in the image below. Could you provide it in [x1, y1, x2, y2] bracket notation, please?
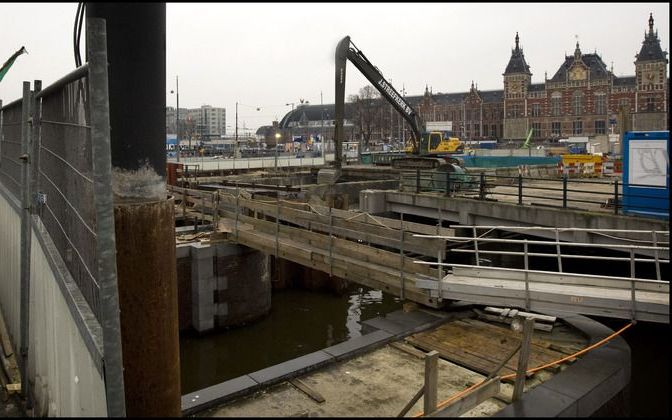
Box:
[334, 36, 424, 170]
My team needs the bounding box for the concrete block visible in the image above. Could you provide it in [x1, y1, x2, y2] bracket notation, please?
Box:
[360, 317, 408, 336]
[494, 383, 577, 417]
[181, 375, 259, 415]
[385, 309, 443, 331]
[323, 330, 393, 360]
[359, 190, 387, 214]
[248, 351, 334, 386]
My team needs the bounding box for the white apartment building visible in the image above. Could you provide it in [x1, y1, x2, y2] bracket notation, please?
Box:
[166, 105, 227, 140]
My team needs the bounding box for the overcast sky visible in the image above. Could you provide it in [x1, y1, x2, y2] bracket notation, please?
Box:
[1, 2, 669, 132]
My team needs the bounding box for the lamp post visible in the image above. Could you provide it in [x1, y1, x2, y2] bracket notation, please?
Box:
[236, 103, 261, 159]
[170, 75, 180, 162]
[274, 132, 281, 170]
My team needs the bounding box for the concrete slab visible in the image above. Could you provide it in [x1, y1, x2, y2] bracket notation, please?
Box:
[360, 317, 408, 336]
[248, 350, 334, 386]
[494, 384, 578, 417]
[323, 330, 393, 360]
[385, 309, 443, 330]
[181, 375, 259, 415]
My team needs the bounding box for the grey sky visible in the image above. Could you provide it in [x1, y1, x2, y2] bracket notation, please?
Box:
[1, 2, 669, 133]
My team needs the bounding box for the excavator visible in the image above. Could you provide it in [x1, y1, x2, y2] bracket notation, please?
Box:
[318, 35, 465, 184]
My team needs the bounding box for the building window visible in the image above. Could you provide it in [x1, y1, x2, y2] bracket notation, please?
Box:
[573, 120, 582, 135]
[474, 125, 480, 138]
[595, 94, 606, 115]
[551, 94, 561, 116]
[532, 103, 541, 117]
[532, 122, 542, 137]
[646, 97, 655, 112]
[595, 120, 606, 134]
[573, 91, 583, 115]
[483, 125, 489, 137]
[619, 98, 630, 111]
[551, 121, 561, 136]
[510, 104, 519, 118]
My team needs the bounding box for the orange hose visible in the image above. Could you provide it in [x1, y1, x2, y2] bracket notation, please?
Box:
[410, 322, 633, 417]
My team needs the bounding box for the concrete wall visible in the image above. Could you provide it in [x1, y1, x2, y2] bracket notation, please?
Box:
[177, 241, 271, 333]
[305, 180, 399, 208]
[0, 186, 107, 416]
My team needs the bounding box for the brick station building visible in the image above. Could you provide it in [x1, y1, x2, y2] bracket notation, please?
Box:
[278, 14, 668, 146]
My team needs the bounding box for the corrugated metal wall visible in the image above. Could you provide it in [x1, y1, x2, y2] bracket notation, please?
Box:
[28, 228, 107, 416]
[0, 190, 107, 415]
[0, 190, 21, 347]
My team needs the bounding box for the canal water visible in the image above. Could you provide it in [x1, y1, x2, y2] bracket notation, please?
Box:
[180, 284, 402, 394]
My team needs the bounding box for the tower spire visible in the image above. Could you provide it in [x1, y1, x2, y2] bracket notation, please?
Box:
[649, 12, 654, 34]
[515, 32, 519, 50]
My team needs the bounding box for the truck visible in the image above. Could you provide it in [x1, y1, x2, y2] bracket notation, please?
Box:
[318, 35, 465, 183]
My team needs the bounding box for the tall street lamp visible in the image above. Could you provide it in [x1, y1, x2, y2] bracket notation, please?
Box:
[170, 75, 180, 162]
[236, 102, 261, 158]
[275, 132, 281, 170]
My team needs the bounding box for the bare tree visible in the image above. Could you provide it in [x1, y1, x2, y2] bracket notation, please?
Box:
[349, 85, 382, 149]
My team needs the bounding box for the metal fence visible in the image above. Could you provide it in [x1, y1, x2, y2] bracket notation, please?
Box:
[0, 18, 125, 416]
[399, 170, 669, 218]
[0, 100, 23, 199]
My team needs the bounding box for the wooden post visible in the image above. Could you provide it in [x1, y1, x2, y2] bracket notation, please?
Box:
[400, 212, 405, 300]
[512, 317, 535, 401]
[424, 350, 439, 415]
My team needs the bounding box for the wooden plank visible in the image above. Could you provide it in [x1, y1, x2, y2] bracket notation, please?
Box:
[406, 319, 567, 378]
[0, 311, 15, 358]
[429, 377, 500, 417]
[390, 342, 427, 359]
[289, 378, 325, 404]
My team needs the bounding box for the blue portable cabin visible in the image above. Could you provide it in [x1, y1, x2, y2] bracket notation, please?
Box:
[622, 131, 669, 219]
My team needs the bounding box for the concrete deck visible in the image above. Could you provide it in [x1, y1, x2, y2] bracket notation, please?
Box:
[183, 308, 630, 417]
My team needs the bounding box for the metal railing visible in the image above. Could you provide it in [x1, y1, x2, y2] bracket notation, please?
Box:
[412, 226, 670, 323]
[399, 170, 669, 218]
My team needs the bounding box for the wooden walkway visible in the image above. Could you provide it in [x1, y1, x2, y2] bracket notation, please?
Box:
[169, 185, 452, 308]
[169, 185, 669, 323]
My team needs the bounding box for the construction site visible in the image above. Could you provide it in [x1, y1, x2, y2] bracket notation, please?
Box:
[0, 3, 670, 418]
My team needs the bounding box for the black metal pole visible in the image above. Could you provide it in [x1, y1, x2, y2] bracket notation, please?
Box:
[614, 179, 619, 215]
[562, 174, 568, 208]
[518, 173, 523, 205]
[87, 2, 166, 177]
[479, 172, 486, 200]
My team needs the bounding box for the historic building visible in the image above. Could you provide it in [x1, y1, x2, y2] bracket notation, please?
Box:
[278, 14, 668, 145]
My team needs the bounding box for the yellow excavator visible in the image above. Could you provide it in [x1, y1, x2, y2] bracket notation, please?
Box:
[329, 35, 465, 178]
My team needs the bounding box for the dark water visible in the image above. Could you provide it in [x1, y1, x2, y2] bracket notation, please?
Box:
[180, 284, 402, 394]
[592, 316, 671, 417]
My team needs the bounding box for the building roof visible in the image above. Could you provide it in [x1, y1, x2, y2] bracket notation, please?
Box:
[503, 33, 532, 76]
[549, 42, 612, 82]
[612, 76, 636, 87]
[636, 13, 668, 63]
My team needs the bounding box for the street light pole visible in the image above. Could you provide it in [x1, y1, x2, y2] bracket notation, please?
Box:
[275, 132, 281, 171]
[235, 101, 238, 159]
[176, 76, 180, 162]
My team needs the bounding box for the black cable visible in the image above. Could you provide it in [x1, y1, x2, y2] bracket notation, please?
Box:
[73, 2, 85, 67]
[76, 2, 85, 65]
[74, 2, 82, 67]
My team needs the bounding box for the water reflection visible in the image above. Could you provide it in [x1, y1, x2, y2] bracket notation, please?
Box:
[180, 284, 401, 394]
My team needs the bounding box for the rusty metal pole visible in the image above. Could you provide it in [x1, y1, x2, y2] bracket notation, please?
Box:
[87, 3, 180, 416]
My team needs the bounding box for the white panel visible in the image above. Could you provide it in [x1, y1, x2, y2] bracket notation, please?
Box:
[28, 229, 108, 416]
[628, 139, 668, 186]
[0, 193, 22, 348]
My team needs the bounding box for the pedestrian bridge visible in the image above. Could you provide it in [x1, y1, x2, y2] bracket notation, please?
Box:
[170, 185, 669, 324]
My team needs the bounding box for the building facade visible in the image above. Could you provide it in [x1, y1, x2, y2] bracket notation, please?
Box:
[279, 14, 668, 144]
[166, 105, 227, 140]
